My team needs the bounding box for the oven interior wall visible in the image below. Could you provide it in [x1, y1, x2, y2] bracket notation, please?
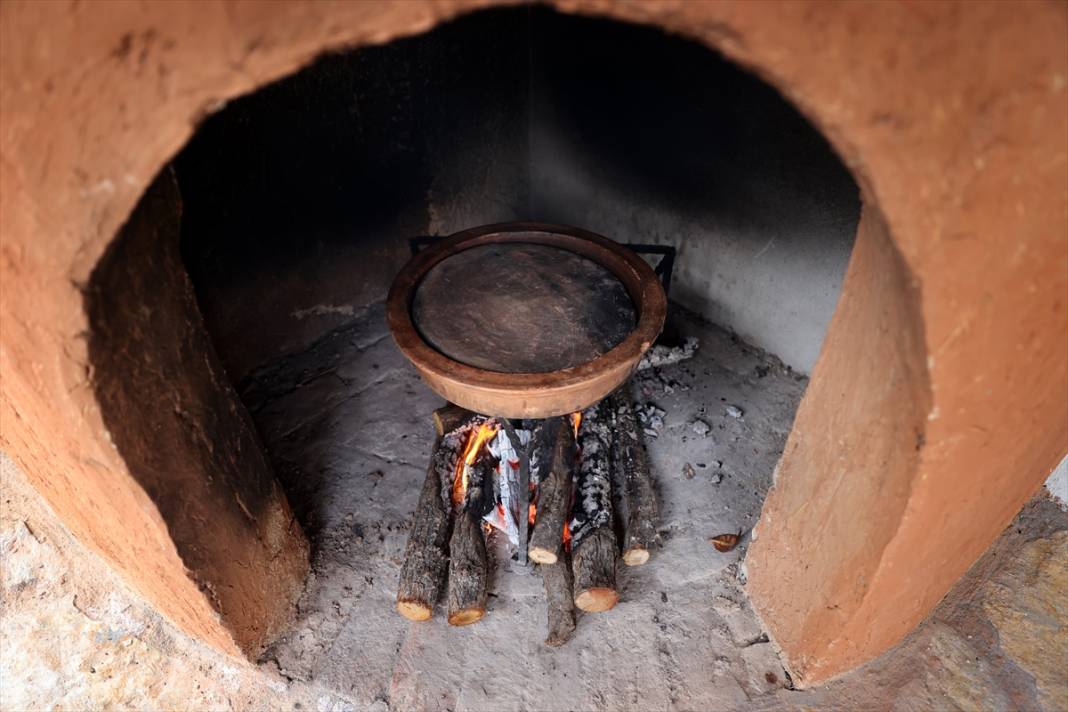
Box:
[176, 9, 530, 381]
[528, 12, 861, 373]
[176, 7, 859, 383]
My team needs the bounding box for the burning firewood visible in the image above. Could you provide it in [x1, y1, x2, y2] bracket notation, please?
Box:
[447, 432, 497, 626]
[528, 416, 576, 565]
[570, 401, 619, 612]
[540, 554, 576, 646]
[396, 433, 464, 621]
[608, 387, 659, 566]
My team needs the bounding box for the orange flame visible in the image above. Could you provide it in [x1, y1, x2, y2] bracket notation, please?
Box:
[452, 421, 498, 508]
[528, 502, 537, 526]
[570, 412, 582, 438]
[562, 521, 572, 552]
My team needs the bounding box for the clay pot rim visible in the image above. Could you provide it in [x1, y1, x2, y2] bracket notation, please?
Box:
[386, 222, 667, 417]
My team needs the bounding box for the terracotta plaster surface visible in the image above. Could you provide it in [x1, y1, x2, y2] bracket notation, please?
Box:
[86, 170, 309, 657]
[1, 0, 1066, 683]
[0, 0, 502, 659]
[743, 203, 932, 684]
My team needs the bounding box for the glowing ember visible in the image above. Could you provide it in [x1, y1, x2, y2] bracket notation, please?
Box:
[528, 502, 537, 526]
[452, 421, 498, 508]
[570, 411, 582, 438]
[562, 521, 572, 552]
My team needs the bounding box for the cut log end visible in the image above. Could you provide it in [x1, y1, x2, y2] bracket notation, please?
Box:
[609, 388, 660, 563]
[432, 403, 475, 437]
[575, 587, 619, 613]
[447, 607, 486, 626]
[528, 546, 559, 565]
[528, 416, 574, 567]
[396, 436, 454, 622]
[396, 600, 433, 621]
[571, 524, 618, 613]
[447, 511, 488, 627]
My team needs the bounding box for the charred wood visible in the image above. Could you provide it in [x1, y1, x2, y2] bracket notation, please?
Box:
[570, 401, 618, 612]
[528, 417, 575, 565]
[446, 452, 494, 625]
[396, 435, 459, 621]
[571, 525, 619, 612]
[570, 401, 613, 549]
[446, 510, 488, 625]
[608, 387, 659, 566]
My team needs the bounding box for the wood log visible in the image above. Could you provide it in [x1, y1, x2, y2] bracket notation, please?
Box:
[446, 453, 493, 626]
[540, 554, 576, 646]
[571, 525, 619, 612]
[433, 403, 475, 437]
[528, 417, 575, 565]
[569, 401, 613, 549]
[396, 437, 456, 621]
[570, 401, 619, 612]
[608, 387, 659, 566]
[447, 510, 488, 625]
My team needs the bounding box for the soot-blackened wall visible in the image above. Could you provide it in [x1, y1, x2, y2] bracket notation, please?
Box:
[176, 9, 530, 381]
[176, 7, 858, 381]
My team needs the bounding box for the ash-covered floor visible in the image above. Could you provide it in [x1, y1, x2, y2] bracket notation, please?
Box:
[240, 302, 806, 710]
[3, 304, 1065, 711]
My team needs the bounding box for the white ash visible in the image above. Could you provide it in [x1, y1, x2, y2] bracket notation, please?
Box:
[637, 367, 689, 398]
[725, 405, 744, 418]
[637, 403, 666, 432]
[569, 401, 614, 549]
[436, 418, 533, 545]
[527, 420, 551, 486]
[692, 419, 711, 436]
[484, 427, 530, 547]
[638, 336, 699, 370]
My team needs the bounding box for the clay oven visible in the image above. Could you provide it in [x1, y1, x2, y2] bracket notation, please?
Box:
[2, 0, 1064, 694]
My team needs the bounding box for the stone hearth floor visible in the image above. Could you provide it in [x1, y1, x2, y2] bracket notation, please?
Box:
[1, 303, 1064, 711]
